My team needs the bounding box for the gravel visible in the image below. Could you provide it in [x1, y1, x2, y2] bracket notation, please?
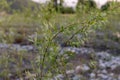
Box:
[0, 43, 120, 80]
[53, 47, 120, 80]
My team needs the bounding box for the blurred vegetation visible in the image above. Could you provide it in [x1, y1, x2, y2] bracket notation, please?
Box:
[0, 0, 120, 79]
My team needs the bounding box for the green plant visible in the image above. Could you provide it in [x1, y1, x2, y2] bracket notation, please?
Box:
[0, 0, 120, 79]
[28, 3, 109, 80]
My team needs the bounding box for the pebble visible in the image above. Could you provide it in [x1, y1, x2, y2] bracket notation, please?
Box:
[98, 60, 106, 69]
[75, 64, 90, 74]
[73, 75, 81, 80]
[109, 73, 114, 76]
[90, 73, 96, 78]
[66, 70, 75, 74]
[97, 74, 108, 79]
[54, 74, 64, 80]
[96, 52, 111, 61]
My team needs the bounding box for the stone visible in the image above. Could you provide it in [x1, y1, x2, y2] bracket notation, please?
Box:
[101, 69, 107, 74]
[90, 73, 96, 78]
[109, 73, 114, 76]
[66, 70, 75, 74]
[75, 64, 90, 74]
[96, 52, 111, 61]
[97, 74, 108, 79]
[98, 60, 106, 69]
[73, 75, 81, 80]
[66, 70, 75, 78]
[54, 74, 64, 80]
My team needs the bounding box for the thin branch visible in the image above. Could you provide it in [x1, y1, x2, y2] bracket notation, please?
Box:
[50, 22, 79, 41]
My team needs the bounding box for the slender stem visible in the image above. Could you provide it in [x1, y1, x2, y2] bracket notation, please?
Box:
[50, 22, 78, 41]
[39, 42, 50, 80]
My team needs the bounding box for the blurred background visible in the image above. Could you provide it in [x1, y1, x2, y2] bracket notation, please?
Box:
[0, 0, 120, 80]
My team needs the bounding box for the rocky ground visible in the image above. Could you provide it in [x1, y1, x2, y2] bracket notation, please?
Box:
[0, 30, 120, 80]
[52, 30, 120, 80]
[53, 47, 120, 80]
[0, 38, 120, 80]
[0, 23, 120, 80]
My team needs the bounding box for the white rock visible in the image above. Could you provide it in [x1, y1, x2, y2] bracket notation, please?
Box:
[96, 52, 111, 61]
[98, 74, 108, 79]
[99, 60, 106, 69]
[109, 73, 114, 76]
[75, 64, 90, 74]
[83, 64, 90, 71]
[90, 73, 96, 78]
[111, 65, 117, 70]
[75, 65, 81, 74]
[66, 70, 75, 74]
[101, 69, 107, 74]
[55, 74, 64, 80]
[73, 75, 81, 80]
